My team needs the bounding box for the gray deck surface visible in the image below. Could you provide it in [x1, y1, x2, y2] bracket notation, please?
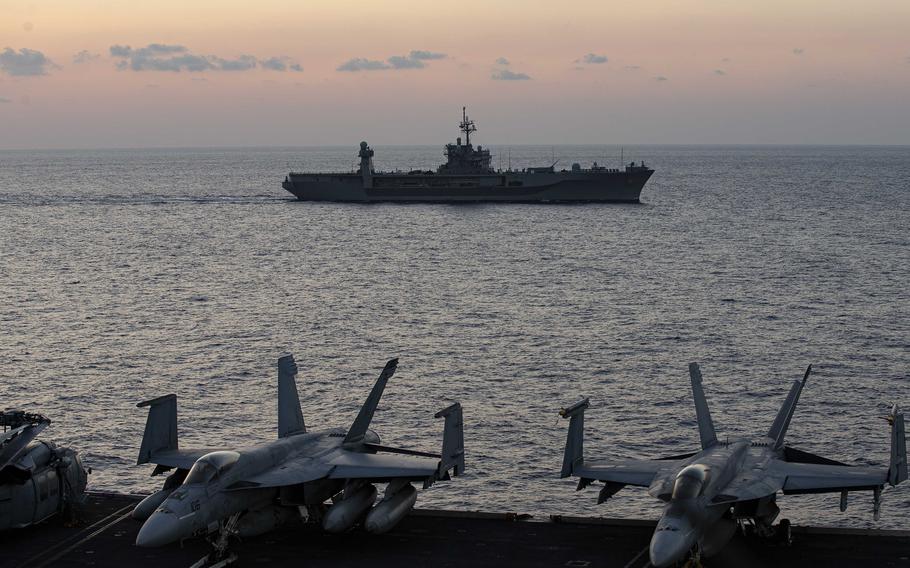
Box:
[2, 493, 909, 567]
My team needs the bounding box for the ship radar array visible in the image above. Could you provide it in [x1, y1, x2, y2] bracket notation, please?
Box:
[459, 106, 477, 146]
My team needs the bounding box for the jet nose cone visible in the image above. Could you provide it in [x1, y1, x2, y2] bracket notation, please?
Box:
[649, 527, 695, 568]
[136, 510, 183, 547]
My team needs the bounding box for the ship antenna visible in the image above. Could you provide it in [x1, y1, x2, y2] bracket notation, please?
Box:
[460, 106, 476, 146]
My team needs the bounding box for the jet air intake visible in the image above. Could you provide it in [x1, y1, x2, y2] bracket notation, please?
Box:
[236, 505, 296, 538]
[132, 487, 173, 521]
[132, 470, 186, 521]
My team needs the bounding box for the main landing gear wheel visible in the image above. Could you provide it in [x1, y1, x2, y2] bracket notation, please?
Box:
[776, 518, 792, 545]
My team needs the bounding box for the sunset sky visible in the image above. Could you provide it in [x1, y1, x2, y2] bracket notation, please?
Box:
[1, 0, 908, 149]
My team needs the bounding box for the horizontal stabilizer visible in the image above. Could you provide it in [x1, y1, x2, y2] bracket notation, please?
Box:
[344, 358, 398, 447]
[689, 363, 718, 449]
[767, 365, 811, 450]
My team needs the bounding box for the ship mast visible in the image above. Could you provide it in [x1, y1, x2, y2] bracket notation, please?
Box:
[459, 106, 476, 146]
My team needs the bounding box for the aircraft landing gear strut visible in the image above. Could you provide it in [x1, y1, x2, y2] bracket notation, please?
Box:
[190, 512, 242, 568]
[740, 517, 793, 546]
[682, 547, 703, 568]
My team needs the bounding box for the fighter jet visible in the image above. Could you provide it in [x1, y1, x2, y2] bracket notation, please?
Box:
[133, 355, 464, 565]
[558, 363, 907, 568]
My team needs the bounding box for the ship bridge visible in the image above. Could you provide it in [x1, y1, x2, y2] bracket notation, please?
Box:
[437, 107, 493, 175]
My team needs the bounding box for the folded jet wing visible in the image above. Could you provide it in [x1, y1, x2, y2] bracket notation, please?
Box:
[559, 398, 696, 502]
[778, 462, 890, 493]
[136, 394, 225, 471]
[572, 457, 687, 488]
[780, 403, 906, 494]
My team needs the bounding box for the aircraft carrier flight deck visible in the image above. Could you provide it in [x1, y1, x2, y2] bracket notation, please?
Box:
[4, 492, 908, 568]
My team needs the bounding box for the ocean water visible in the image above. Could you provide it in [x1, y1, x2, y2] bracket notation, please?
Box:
[1, 145, 908, 529]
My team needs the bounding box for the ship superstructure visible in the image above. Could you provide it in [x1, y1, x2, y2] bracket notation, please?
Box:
[282, 108, 653, 202]
[437, 110, 492, 174]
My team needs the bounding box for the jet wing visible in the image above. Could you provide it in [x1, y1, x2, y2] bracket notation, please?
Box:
[229, 459, 334, 489]
[576, 458, 679, 487]
[709, 472, 787, 504]
[228, 452, 441, 490]
[327, 452, 440, 481]
[778, 462, 888, 494]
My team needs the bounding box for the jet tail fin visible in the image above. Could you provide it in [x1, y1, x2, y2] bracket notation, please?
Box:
[888, 404, 907, 486]
[278, 354, 306, 438]
[689, 363, 718, 449]
[435, 402, 465, 478]
[343, 358, 398, 446]
[767, 365, 811, 450]
[559, 398, 590, 478]
[137, 394, 178, 465]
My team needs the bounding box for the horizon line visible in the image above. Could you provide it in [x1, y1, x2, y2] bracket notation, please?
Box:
[2, 142, 909, 153]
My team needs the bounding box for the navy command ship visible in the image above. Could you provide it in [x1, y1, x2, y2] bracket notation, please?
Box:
[282, 108, 654, 202]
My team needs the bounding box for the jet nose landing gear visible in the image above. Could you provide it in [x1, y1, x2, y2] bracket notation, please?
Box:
[189, 512, 242, 568]
[681, 548, 704, 568]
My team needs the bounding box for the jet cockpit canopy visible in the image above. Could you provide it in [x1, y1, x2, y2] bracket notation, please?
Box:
[185, 451, 241, 485]
[671, 464, 710, 500]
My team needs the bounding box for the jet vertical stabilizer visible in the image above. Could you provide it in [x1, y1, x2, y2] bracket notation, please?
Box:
[767, 365, 811, 450]
[344, 358, 398, 446]
[435, 403, 465, 478]
[559, 398, 590, 478]
[137, 394, 178, 465]
[688, 363, 718, 449]
[888, 404, 907, 486]
[277, 354, 306, 437]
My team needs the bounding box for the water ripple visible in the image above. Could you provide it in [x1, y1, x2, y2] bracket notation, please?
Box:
[0, 145, 908, 528]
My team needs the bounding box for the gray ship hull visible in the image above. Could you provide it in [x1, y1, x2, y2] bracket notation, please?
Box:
[282, 170, 653, 203]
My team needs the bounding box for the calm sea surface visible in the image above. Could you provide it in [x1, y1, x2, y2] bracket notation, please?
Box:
[1, 145, 908, 528]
